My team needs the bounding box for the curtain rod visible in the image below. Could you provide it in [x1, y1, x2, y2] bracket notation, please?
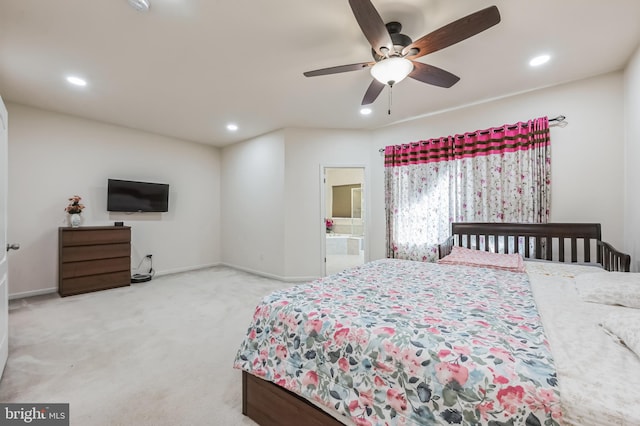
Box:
[377, 115, 566, 153]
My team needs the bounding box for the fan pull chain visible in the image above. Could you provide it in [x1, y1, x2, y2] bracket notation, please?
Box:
[388, 84, 393, 115]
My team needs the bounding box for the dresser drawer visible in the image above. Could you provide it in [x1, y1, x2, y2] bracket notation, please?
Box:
[61, 256, 130, 279]
[60, 271, 131, 296]
[61, 228, 131, 246]
[61, 243, 130, 262]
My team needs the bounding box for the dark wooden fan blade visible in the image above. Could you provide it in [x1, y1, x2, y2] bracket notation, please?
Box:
[402, 5, 501, 60]
[303, 62, 374, 77]
[361, 79, 385, 105]
[409, 62, 460, 88]
[349, 0, 393, 57]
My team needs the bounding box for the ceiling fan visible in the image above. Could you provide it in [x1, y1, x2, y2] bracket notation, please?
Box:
[303, 1, 501, 106]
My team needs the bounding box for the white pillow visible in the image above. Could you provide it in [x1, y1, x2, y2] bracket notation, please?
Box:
[437, 245, 525, 273]
[575, 272, 640, 309]
[600, 310, 640, 358]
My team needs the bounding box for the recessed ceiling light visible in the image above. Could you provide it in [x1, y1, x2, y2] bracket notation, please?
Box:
[226, 123, 238, 131]
[529, 54, 550, 67]
[360, 108, 372, 115]
[127, 0, 150, 12]
[66, 76, 87, 87]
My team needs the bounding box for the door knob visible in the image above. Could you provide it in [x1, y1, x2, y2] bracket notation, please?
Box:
[6, 243, 19, 252]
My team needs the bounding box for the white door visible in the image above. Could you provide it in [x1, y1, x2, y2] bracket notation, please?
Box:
[0, 96, 9, 376]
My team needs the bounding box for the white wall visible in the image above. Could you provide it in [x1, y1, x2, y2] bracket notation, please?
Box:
[6, 103, 221, 298]
[370, 72, 626, 260]
[283, 128, 372, 279]
[220, 131, 286, 278]
[220, 128, 372, 281]
[624, 44, 640, 270]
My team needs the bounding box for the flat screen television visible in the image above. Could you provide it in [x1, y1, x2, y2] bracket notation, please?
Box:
[107, 179, 169, 212]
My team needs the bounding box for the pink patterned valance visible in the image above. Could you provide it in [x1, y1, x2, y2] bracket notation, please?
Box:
[384, 117, 550, 167]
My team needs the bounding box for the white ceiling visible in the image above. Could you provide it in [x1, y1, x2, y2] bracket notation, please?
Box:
[1, 0, 639, 147]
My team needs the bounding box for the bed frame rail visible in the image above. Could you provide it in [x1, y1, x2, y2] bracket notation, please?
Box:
[598, 240, 631, 272]
[242, 371, 344, 426]
[438, 222, 630, 272]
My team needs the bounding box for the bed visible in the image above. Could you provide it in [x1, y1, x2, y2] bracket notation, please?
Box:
[234, 223, 637, 426]
[437, 223, 630, 272]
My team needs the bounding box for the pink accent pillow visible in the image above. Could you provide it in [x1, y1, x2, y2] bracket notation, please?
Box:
[438, 246, 525, 273]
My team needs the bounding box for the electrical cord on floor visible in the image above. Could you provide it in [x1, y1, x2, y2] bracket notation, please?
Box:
[133, 255, 149, 274]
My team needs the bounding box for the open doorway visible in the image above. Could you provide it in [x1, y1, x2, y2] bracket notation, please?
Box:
[323, 167, 365, 276]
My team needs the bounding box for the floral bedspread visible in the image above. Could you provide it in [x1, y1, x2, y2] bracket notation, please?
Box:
[233, 259, 563, 425]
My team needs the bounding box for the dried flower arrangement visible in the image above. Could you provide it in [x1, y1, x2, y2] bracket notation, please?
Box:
[65, 195, 85, 214]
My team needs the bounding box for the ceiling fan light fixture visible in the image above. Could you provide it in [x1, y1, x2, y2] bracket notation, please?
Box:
[370, 57, 413, 86]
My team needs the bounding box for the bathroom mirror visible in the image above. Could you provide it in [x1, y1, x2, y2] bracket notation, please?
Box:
[332, 184, 361, 218]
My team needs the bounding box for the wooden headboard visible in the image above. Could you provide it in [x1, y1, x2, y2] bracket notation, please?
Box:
[438, 222, 630, 272]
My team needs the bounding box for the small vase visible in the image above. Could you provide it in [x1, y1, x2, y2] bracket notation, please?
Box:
[69, 213, 81, 228]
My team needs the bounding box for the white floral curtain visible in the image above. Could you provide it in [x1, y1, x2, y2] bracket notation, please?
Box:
[384, 116, 551, 261]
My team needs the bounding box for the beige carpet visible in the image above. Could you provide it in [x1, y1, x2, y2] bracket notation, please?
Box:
[0, 266, 297, 425]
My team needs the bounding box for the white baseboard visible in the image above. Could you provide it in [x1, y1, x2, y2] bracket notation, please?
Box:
[153, 263, 222, 277]
[9, 287, 57, 300]
[8, 263, 314, 300]
[8, 264, 222, 300]
[219, 262, 318, 283]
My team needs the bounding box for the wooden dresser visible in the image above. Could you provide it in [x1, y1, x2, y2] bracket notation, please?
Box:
[58, 226, 131, 297]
